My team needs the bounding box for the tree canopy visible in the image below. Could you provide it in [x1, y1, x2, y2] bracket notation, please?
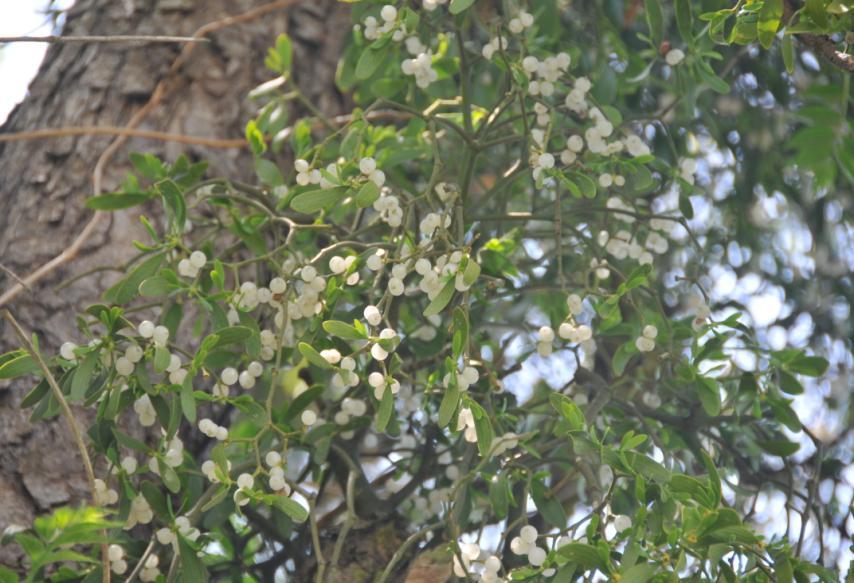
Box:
[0, 0, 851, 581]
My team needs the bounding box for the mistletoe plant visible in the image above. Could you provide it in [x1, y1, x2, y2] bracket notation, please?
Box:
[1, 0, 849, 582]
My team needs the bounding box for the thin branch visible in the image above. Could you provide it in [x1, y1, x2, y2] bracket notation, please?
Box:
[0, 126, 246, 148]
[2, 309, 110, 583]
[783, 0, 854, 72]
[0, 35, 209, 44]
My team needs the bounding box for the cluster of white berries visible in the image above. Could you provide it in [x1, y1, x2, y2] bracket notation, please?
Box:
[481, 36, 506, 60]
[148, 434, 185, 476]
[358, 156, 387, 188]
[156, 515, 200, 549]
[510, 525, 548, 566]
[332, 354, 359, 390]
[177, 250, 207, 278]
[401, 51, 438, 88]
[565, 76, 592, 114]
[362, 5, 401, 41]
[294, 159, 321, 186]
[522, 52, 571, 97]
[93, 478, 118, 506]
[508, 10, 535, 34]
[597, 172, 626, 188]
[219, 361, 263, 392]
[453, 542, 505, 582]
[600, 227, 661, 265]
[265, 451, 292, 493]
[133, 394, 156, 427]
[198, 418, 229, 441]
[138, 320, 168, 346]
[531, 151, 555, 181]
[108, 544, 127, 575]
[419, 211, 451, 239]
[635, 324, 658, 352]
[138, 553, 160, 582]
[444, 364, 480, 391]
[334, 397, 368, 425]
[125, 494, 154, 529]
[372, 190, 403, 227]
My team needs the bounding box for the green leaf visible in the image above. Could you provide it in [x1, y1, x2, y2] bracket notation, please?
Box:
[290, 187, 347, 214]
[283, 386, 324, 422]
[113, 429, 149, 453]
[356, 45, 389, 80]
[157, 179, 187, 230]
[438, 382, 460, 428]
[376, 386, 394, 432]
[758, 439, 800, 457]
[322, 320, 367, 340]
[778, 370, 804, 395]
[271, 496, 309, 523]
[70, 352, 98, 402]
[449, 0, 476, 14]
[178, 536, 207, 581]
[210, 326, 253, 348]
[85, 192, 151, 211]
[696, 60, 731, 93]
[549, 393, 585, 431]
[180, 378, 197, 423]
[153, 346, 171, 373]
[787, 354, 829, 377]
[700, 450, 722, 508]
[571, 172, 597, 198]
[0, 352, 38, 379]
[757, 0, 783, 48]
[139, 275, 179, 297]
[298, 342, 333, 369]
[103, 252, 165, 304]
[255, 158, 284, 187]
[694, 377, 721, 416]
[451, 307, 469, 359]
[557, 543, 609, 572]
[805, 0, 829, 28]
[245, 119, 266, 155]
[675, 0, 694, 44]
[612, 341, 636, 376]
[644, 0, 664, 45]
[621, 563, 655, 583]
[473, 407, 493, 457]
[424, 280, 455, 317]
[274, 33, 293, 73]
[531, 478, 567, 529]
[354, 181, 380, 207]
[782, 34, 794, 73]
[462, 259, 481, 285]
[489, 473, 510, 519]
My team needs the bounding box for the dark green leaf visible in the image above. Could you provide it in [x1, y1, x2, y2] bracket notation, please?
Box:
[298, 342, 333, 369]
[85, 192, 151, 211]
[290, 187, 347, 214]
[424, 280, 455, 317]
[376, 386, 394, 433]
[449, 0, 476, 14]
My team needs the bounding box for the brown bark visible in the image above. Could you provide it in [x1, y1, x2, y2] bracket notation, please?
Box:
[0, 0, 348, 569]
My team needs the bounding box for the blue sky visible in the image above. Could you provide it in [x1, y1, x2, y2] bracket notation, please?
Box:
[0, 1, 73, 123]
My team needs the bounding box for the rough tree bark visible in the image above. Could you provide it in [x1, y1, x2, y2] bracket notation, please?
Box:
[0, 0, 350, 570]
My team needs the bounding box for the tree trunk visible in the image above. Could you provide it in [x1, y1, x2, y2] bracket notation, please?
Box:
[0, 0, 348, 569]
